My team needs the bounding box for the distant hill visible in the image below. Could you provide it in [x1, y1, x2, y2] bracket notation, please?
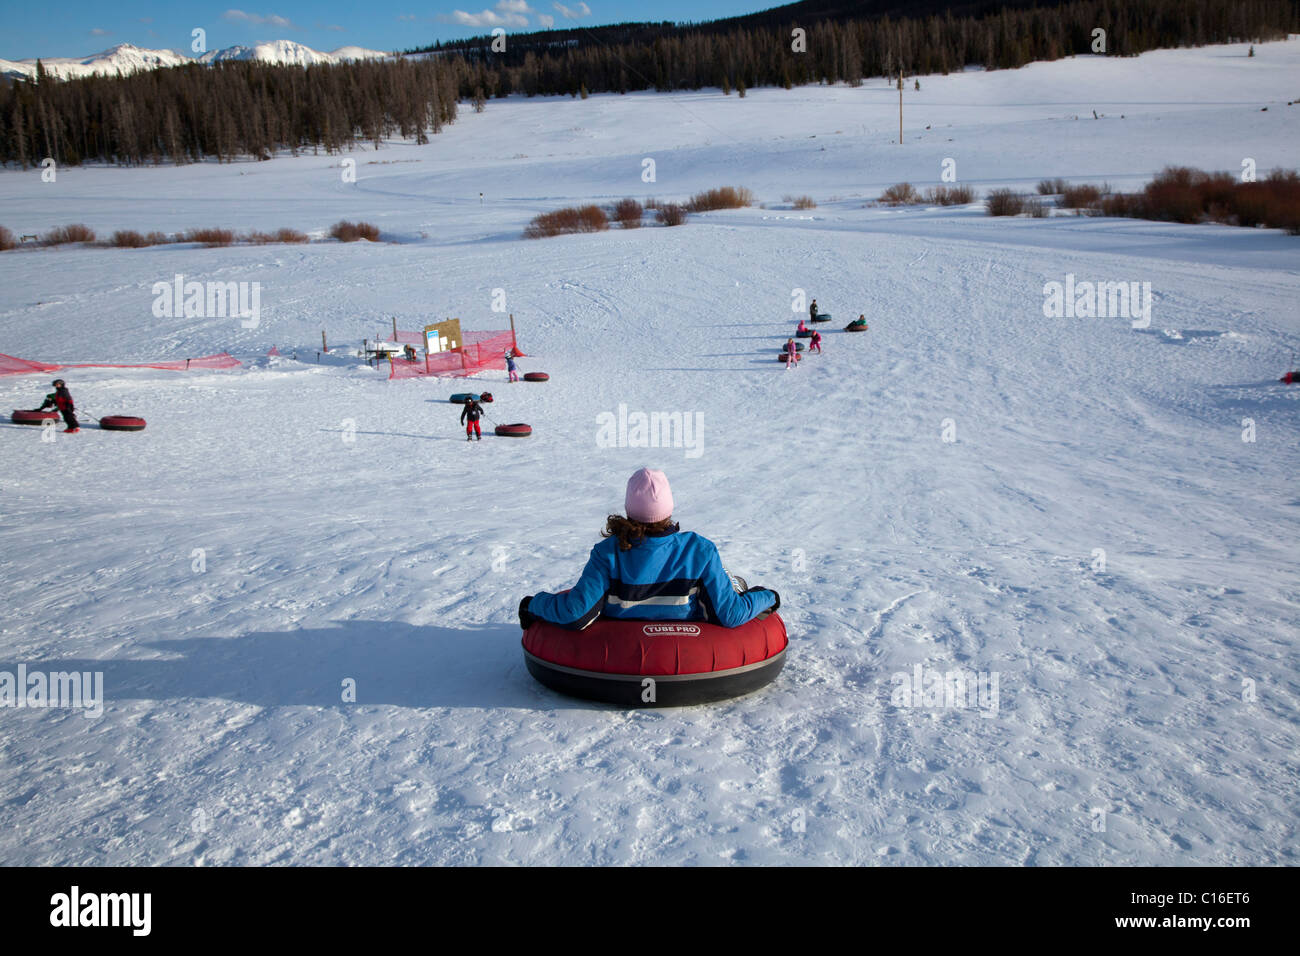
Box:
[407, 0, 1058, 59]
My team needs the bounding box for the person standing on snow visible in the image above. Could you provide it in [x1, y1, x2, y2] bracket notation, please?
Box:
[809, 329, 822, 354]
[784, 338, 799, 369]
[505, 349, 519, 383]
[809, 299, 819, 320]
[517, 468, 779, 632]
[39, 379, 79, 433]
[460, 396, 484, 441]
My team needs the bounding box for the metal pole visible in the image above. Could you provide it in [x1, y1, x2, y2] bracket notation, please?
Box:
[898, 69, 903, 145]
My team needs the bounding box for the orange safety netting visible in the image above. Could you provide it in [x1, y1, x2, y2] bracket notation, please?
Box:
[388, 329, 521, 380]
[0, 352, 241, 376]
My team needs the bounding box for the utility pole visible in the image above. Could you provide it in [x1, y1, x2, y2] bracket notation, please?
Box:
[898, 68, 904, 145]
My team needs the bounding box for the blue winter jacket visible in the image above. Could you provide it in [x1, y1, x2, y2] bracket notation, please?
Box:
[528, 529, 777, 630]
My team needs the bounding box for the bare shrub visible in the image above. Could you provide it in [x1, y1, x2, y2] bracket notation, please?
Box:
[1099, 192, 1147, 218]
[43, 223, 96, 245]
[1025, 197, 1049, 218]
[644, 197, 659, 210]
[685, 186, 754, 212]
[1037, 178, 1069, 195]
[791, 195, 817, 209]
[523, 205, 609, 239]
[244, 231, 275, 245]
[985, 189, 1026, 216]
[145, 231, 171, 245]
[185, 227, 235, 247]
[110, 230, 150, 248]
[923, 185, 976, 205]
[1230, 183, 1270, 227]
[0, 226, 16, 251]
[655, 203, 687, 227]
[1196, 172, 1236, 218]
[1142, 167, 1203, 223]
[612, 198, 643, 228]
[274, 228, 309, 244]
[1059, 183, 1104, 208]
[330, 220, 381, 242]
[1271, 193, 1300, 235]
[880, 182, 920, 205]
[1095, 166, 1300, 232]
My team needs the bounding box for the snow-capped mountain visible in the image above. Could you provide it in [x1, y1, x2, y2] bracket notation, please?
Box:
[198, 40, 379, 68]
[0, 43, 191, 80]
[0, 40, 388, 81]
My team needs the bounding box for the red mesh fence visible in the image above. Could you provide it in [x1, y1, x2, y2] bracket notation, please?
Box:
[0, 351, 241, 376]
[388, 329, 521, 380]
[0, 354, 59, 376]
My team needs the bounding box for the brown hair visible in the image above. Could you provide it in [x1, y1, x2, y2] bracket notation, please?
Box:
[602, 514, 678, 551]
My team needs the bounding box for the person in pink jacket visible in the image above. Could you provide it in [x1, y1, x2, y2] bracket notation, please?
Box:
[784, 338, 799, 369]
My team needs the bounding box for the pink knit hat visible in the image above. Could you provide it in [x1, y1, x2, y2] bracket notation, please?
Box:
[625, 468, 674, 523]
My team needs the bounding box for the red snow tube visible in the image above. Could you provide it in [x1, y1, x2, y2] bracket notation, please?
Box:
[11, 409, 59, 425]
[495, 423, 532, 437]
[99, 415, 146, 432]
[523, 372, 549, 382]
[845, 322, 869, 332]
[779, 353, 800, 363]
[1282, 371, 1299, 384]
[523, 614, 788, 706]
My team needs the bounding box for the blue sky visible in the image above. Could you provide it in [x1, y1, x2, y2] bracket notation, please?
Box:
[1, 2, 770, 60]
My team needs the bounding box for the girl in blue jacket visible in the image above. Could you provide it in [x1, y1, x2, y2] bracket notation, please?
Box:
[519, 468, 780, 630]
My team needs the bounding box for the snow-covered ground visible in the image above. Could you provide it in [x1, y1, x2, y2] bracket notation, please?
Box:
[1, 40, 1297, 866]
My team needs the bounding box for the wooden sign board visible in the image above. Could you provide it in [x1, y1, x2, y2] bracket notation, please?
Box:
[424, 319, 463, 355]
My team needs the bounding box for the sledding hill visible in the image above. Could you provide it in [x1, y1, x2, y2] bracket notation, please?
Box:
[0, 39, 1297, 866]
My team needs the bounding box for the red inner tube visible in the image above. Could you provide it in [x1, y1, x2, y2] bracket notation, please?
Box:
[524, 614, 787, 676]
[99, 415, 147, 431]
[11, 409, 60, 425]
[778, 353, 800, 362]
[495, 423, 532, 437]
[523, 372, 549, 382]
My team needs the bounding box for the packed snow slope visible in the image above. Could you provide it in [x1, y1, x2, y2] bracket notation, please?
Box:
[0, 40, 1297, 866]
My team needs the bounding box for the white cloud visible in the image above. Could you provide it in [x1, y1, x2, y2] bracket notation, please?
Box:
[398, 14, 418, 21]
[553, 2, 591, 18]
[223, 10, 297, 29]
[90, 28, 111, 37]
[537, 14, 555, 27]
[438, 1, 534, 29]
